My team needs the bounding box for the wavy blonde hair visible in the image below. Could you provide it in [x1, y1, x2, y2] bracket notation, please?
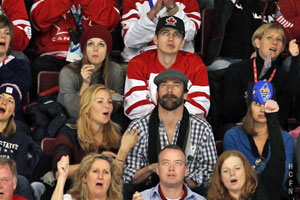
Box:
[77, 84, 120, 153]
[68, 153, 123, 200]
[207, 150, 258, 200]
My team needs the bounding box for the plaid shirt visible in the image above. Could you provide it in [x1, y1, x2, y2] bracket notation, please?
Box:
[123, 113, 217, 186]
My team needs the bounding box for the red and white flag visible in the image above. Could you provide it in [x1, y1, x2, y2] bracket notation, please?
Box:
[275, 9, 294, 28]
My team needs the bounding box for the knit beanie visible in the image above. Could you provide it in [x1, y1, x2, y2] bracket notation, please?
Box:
[0, 83, 22, 106]
[80, 25, 112, 54]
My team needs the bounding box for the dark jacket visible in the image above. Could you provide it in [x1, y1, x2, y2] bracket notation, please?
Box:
[252, 113, 288, 200]
[0, 121, 42, 179]
[205, 0, 278, 65]
[222, 53, 300, 128]
[25, 95, 68, 143]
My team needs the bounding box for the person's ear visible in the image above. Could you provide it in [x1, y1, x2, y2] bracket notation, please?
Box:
[180, 39, 185, 49]
[13, 177, 17, 190]
[184, 166, 188, 177]
[254, 38, 260, 49]
[153, 35, 158, 45]
[183, 92, 188, 100]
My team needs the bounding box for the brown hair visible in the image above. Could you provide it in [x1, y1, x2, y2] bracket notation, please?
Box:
[158, 145, 187, 165]
[242, 104, 257, 136]
[2, 116, 16, 138]
[68, 153, 123, 200]
[0, 15, 13, 55]
[77, 84, 120, 153]
[252, 23, 285, 52]
[68, 45, 110, 88]
[207, 150, 258, 200]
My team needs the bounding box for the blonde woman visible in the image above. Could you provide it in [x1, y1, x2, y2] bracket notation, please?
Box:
[51, 84, 138, 178]
[51, 154, 123, 200]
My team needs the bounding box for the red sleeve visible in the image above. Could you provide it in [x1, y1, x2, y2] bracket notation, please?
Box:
[184, 54, 210, 116]
[3, 0, 31, 51]
[78, 0, 120, 31]
[277, 0, 300, 44]
[180, 0, 201, 30]
[31, 0, 73, 31]
[124, 52, 155, 119]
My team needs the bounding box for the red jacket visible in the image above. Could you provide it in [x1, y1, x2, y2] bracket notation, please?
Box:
[3, 0, 31, 51]
[31, 0, 120, 58]
[124, 50, 210, 119]
[12, 195, 27, 200]
[276, 0, 300, 47]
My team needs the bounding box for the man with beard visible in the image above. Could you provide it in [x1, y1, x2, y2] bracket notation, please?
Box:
[122, 69, 217, 200]
[132, 145, 205, 200]
[123, 16, 210, 121]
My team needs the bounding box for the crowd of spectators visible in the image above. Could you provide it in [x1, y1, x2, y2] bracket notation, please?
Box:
[0, 0, 300, 199]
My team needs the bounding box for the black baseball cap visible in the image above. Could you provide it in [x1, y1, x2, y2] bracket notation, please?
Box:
[155, 16, 185, 37]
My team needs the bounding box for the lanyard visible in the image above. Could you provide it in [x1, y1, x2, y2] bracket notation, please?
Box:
[253, 59, 276, 83]
[70, 5, 82, 27]
[148, 0, 154, 8]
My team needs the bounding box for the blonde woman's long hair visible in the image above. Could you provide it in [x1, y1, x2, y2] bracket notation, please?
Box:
[77, 84, 120, 153]
[68, 153, 123, 200]
[207, 150, 258, 200]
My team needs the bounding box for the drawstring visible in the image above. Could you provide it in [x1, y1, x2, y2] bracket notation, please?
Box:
[261, 0, 269, 24]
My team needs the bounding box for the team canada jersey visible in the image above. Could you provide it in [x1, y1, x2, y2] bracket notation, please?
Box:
[121, 0, 201, 62]
[2, 0, 31, 51]
[276, 0, 300, 46]
[124, 50, 210, 120]
[31, 0, 120, 58]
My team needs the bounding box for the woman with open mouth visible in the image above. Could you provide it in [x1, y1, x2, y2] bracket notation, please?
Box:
[57, 25, 124, 119]
[217, 81, 292, 199]
[0, 83, 41, 200]
[52, 153, 122, 200]
[0, 15, 31, 121]
[208, 85, 288, 199]
[48, 84, 138, 191]
[222, 23, 300, 133]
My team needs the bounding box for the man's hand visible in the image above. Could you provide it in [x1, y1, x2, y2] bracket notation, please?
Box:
[163, 0, 175, 8]
[133, 163, 158, 184]
[289, 39, 299, 57]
